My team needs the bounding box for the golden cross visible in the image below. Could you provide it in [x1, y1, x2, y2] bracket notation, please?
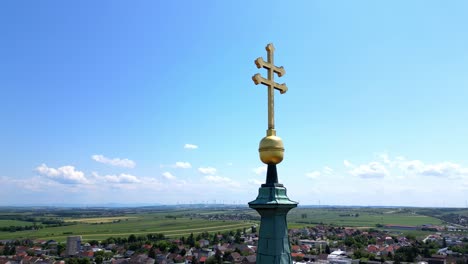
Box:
[252, 43, 288, 133]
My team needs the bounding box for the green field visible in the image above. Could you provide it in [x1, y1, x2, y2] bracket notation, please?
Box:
[64, 216, 137, 223]
[0, 219, 35, 227]
[0, 211, 254, 242]
[0, 206, 453, 242]
[287, 207, 444, 228]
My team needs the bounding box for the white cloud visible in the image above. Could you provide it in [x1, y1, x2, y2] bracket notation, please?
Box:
[253, 166, 267, 175]
[348, 162, 389, 179]
[204, 175, 230, 183]
[377, 153, 391, 164]
[398, 159, 424, 171]
[184, 144, 198, 149]
[204, 175, 240, 187]
[162, 172, 176, 180]
[198, 167, 217, 175]
[91, 154, 136, 168]
[90, 172, 141, 184]
[343, 160, 353, 168]
[305, 171, 321, 179]
[248, 179, 263, 185]
[1, 176, 61, 192]
[323, 166, 334, 175]
[36, 164, 89, 184]
[398, 159, 468, 178]
[103, 174, 140, 184]
[175, 162, 191, 169]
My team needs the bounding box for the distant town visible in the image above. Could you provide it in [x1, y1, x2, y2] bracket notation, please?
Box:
[0, 206, 467, 264]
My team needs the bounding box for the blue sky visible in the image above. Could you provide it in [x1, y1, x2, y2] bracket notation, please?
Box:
[1, 1, 467, 207]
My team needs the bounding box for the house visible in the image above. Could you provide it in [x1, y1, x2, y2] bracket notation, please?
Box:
[291, 252, 305, 260]
[199, 256, 207, 263]
[241, 255, 256, 264]
[198, 239, 210, 248]
[424, 255, 446, 264]
[291, 245, 301, 253]
[228, 252, 242, 263]
[367, 245, 379, 254]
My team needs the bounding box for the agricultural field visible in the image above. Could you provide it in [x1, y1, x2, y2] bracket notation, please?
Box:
[0, 206, 456, 243]
[0, 208, 254, 242]
[0, 220, 34, 228]
[287, 207, 444, 228]
[64, 216, 137, 224]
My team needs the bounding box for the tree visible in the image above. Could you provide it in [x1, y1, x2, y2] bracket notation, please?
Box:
[79, 258, 91, 264]
[57, 243, 65, 255]
[148, 247, 156, 259]
[95, 255, 104, 264]
[169, 243, 178, 253]
[211, 234, 219, 245]
[393, 254, 403, 264]
[353, 249, 366, 259]
[7, 244, 15, 255]
[128, 234, 137, 243]
[66, 258, 90, 264]
[214, 249, 223, 264]
[205, 256, 217, 264]
[187, 233, 195, 247]
[156, 240, 169, 252]
[234, 232, 241, 244]
[344, 237, 356, 247]
[88, 240, 99, 246]
[2, 244, 11, 255]
[387, 252, 393, 260]
[223, 251, 232, 262]
[66, 258, 79, 264]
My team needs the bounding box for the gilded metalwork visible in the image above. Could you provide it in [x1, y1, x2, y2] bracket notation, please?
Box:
[252, 43, 288, 130]
[253, 43, 288, 165]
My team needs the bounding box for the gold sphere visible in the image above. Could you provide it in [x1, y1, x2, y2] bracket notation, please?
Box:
[259, 133, 284, 165]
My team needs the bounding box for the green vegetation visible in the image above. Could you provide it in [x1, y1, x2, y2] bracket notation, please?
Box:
[0, 220, 34, 228]
[0, 208, 254, 242]
[0, 206, 459, 243]
[287, 207, 444, 227]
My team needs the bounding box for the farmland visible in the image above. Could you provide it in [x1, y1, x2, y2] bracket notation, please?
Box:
[0, 206, 461, 242]
[287, 207, 444, 227]
[0, 208, 254, 242]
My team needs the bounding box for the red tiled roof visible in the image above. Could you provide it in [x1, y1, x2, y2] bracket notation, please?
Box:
[291, 245, 301, 252]
[367, 245, 379, 253]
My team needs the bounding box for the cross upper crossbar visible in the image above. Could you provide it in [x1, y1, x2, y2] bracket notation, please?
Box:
[254, 57, 286, 77]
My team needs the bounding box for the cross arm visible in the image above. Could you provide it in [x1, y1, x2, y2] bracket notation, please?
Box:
[252, 74, 288, 94]
[254, 57, 286, 77]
